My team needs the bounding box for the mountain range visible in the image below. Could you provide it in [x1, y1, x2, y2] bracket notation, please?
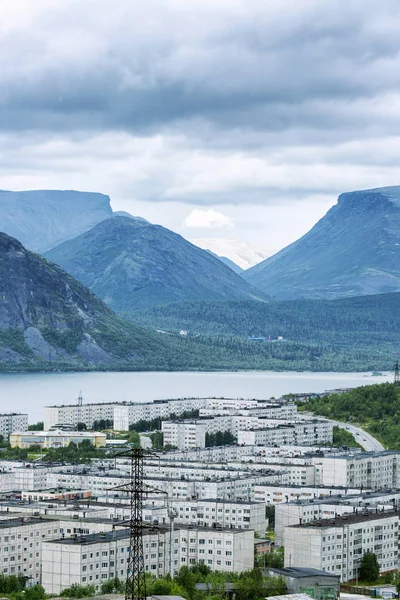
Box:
[0, 190, 113, 253]
[244, 186, 400, 300]
[45, 216, 266, 311]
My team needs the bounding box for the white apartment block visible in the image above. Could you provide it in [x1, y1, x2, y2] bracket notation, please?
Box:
[0, 517, 60, 583]
[42, 525, 254, 594]
[238, 420, 333, 446]
[167, 445, 344, 462]
[44, 397, 295, 431]
[275, 490, 400, 546]
[162, 420, 207, 450]
[253, 484, 365, 506]
[313, 452, 400, 490]
[0, 414, 28, 439]
[284, 511, 399, 581]
[46, 468, 286, 500]
[141, 498, 266, 535]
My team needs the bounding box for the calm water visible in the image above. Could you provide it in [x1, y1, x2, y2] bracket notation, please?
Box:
[0, 371, 391, 423]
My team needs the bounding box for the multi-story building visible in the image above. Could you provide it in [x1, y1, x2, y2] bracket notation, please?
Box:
[0, 414, 28, 440]
[284, 511, 399, 581]
[253, 484, 365, 505]
[10, 430, 106, 449]
[275, 489, 400, 546]
[162, 420, 208, 450]
[42, 525, 254, 593]
[0, 517, 59, 583]
[44, 397, 296, 431]
[238, 420, 333, 446]
[313, 452, 400, 490]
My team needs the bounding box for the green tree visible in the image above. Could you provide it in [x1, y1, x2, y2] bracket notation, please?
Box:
[359, 551, 380, 582]
[77, 422, 87, 431]
[176, 566, 197, 599]
[28, 422, 44, 431]
[60, 583, 96, 598]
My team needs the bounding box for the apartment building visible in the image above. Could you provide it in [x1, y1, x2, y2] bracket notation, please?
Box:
[275, 490, 400, 546]
[167, 445, 344, 462]
[162, 420, 207, 450]
[46, 467, 286, 500]
[42, 525, 254, 593]
[10, 430, 106, 449]
[0, 414, 28, 440]
[0, 517, 60, 583]
[44, 397, 295, 431]
[313, 452, 400, 489]
[253, 484, 365, 506]
[284, 511, 399, 581]
[238, 420, 333, 446]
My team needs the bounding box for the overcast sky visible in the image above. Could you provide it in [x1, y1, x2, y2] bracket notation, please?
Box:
[1, 0, 400, 252]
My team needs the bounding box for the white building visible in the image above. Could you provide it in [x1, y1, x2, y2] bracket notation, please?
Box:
[10, 430, 106, 449]
[284, 511, 399, 581]
[275, 490, 400, 546]
[0, 414, 28, 440]
[44, 397, 296, 431]
[238, 420, 333, 446]
[162, 420, 207, 450]
[253, 484, 365, 505]
[42, 525, 254, 594]
[313, 452, 400, 490]
[0, 517, 60, 583]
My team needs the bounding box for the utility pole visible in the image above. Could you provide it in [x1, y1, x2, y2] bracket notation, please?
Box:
[111, 448, 166, 600]
[395, 361, 400, 386]
[168, 504, 178, 579]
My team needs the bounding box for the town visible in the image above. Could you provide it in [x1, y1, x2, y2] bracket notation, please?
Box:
[0, 390, 398, 600]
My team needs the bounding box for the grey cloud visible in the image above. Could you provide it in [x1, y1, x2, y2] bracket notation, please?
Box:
[2, 0, 400, 138]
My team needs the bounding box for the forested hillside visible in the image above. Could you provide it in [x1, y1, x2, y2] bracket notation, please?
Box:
[128, 294, 400, 348]
[303, 383, 400, 449]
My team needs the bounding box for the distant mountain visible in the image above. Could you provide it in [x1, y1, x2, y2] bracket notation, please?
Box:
[191, 238, 270, 270]
[205, 250, 243, 274]
[45, 217, 266, 311]
[244, 186, 400, 300]
[0, 190, 113, 253]
[0, 231, 189, 369]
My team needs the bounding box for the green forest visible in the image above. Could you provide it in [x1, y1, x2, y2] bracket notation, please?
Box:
[121, 293, 400, 371]
[303, 383, 400, 449]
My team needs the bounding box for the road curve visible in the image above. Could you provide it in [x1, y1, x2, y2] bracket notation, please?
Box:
[329, 419, 385, 452]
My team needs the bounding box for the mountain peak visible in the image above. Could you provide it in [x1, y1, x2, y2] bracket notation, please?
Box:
[243, 185, 400, 300]
[45, 217, 266, 311]
[0, 190, 113, 253]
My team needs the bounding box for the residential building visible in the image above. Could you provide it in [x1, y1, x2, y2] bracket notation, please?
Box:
[238, 421, 333, 446]
[10, 430, 106, 449]
[313, 452, 400, 490]
[42, 525, 254, 594]
[0, 414, 28, 440]
[0, 517, 59, 583]
[284, 511, 399, 581]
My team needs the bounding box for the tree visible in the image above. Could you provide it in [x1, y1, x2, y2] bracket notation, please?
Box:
[61, 583, 96, 598]
[76, 422, 87, 431]
[359, 551, 380, 582]
[176, 566, 197, 600]
[28, 422, 44, 431]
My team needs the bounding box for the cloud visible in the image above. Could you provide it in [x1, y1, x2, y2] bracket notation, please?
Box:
[184, 208, 233, 229]
[2, 1, 400, 250]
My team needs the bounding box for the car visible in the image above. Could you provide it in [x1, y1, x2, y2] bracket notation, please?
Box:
[356, 432, 360, 435]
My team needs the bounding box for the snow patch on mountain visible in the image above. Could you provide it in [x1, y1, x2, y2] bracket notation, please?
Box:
[191, 238, 273, 270]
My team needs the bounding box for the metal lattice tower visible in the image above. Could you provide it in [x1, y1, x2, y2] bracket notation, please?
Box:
[395, 361, 400, 386]
[114, 448, 147, 600]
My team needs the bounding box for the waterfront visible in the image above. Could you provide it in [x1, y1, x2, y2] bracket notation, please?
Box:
[0, 370, 390, 422]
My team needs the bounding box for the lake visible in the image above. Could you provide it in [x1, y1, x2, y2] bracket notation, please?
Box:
[0, 370, 391, 423]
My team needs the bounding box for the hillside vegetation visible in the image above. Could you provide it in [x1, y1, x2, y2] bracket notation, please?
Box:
[304, 383, 400, 449]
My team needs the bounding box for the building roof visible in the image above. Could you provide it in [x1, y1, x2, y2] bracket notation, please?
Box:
[269, 567, 339, 579]
[291, 510, 398, 528]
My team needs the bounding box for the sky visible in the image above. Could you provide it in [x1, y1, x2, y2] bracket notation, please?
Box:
[1, 0, 400, 253]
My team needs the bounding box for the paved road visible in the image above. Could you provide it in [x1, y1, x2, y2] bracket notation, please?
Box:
[329, 420, 385, 452]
